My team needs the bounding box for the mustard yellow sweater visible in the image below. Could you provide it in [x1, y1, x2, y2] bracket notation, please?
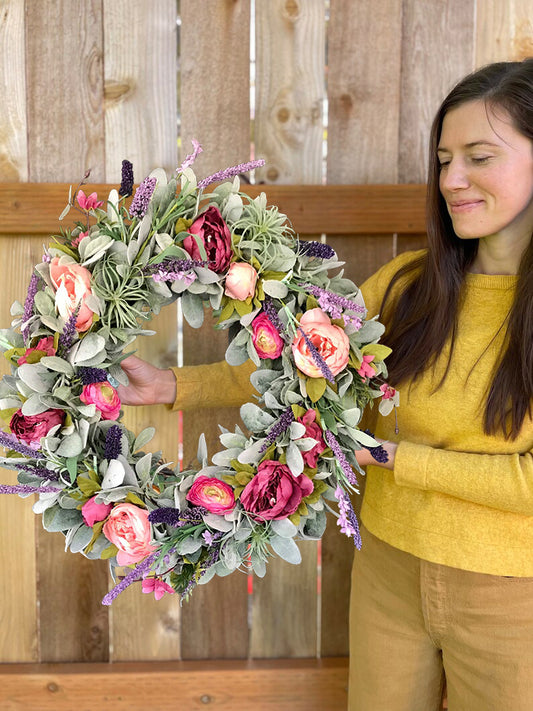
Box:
[172, 251, 533, 576]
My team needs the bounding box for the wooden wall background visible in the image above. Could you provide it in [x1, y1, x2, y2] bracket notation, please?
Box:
[0, 0, 531, 703]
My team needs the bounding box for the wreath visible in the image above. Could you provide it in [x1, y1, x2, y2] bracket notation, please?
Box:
[0, 141, 398, 604]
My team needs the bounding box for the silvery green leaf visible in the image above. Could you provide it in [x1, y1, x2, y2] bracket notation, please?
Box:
[40, 356, 74, 376]
[59, 493, 82, 509]
[234, 524, 252, 542]
[340, 408, 362, 428]
[240, 403, 276, 432]
[42, 504, 82, 531]
[289, 421, 306, 439]
[286, 441, 304, 476]
[246, 338, 261, 366]
[134, 427, 155, 451]
[197, 433, 208, 467]
[0, 396, 21, 410]
[80, 234, 114, 265]
[59, 202, 71, 220]
[237, 438, 267, 465]
[352, 429, 379, 447]
[302, 509, 327, 539]
[219, 431, 248, 449]
[379, 398, 395, 416]
[84, 534, 109, 559]
[225, 338, 249, 366]
[33, 492, 60, 515]
[262, 280, 289, 299]
[250, 369, 280, 394]
[195, 267, 220, 285]
[270, 534, 302, 564]
[40, 315, 63, 332]
[251, 552, 266, 577]
[197, 565, 217, 585]
[107, 188, 120, 223]
[68, 524, 94, 553]
[202, 512, 234, 532]
[17, 363, 49, 393]
[53, 385, 74, 401]
[138, 208, 153, 241]
[262, 392, 279, 410]
[211, 448, 241, 466]
[356, 318, 385, 342]
[34, 290, 55, 316]
[176, 537, 202, 555]
[127, 239, 140, 264]
[239, 307, 260, 328]
[169, 279, 190, 294]
[101, 458, 126, 489]
[181, 291, 204, 328]
[221, 541, 241, 570]
[155, 232, 174, 251]
[56, 433, 84, 457]
[77, 404, 97, 417]
[271, 517, 298, 539]
[73, 333, 106, 364]
[108, 363, 129, 386]
[84, 293, 103, 314]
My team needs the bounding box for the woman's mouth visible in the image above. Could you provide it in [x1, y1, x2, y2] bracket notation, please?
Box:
[449, 200, 484, 213]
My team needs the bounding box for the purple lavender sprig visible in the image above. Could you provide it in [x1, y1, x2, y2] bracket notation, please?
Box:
[57, 307, 79, 356]
[298, 327, 335, 383]
[0, 431, 45, 459]
[362, 429, 390, 464]
[299, 241, 336, 260]
[262, 297, 286, 337]
[102, 550, 160, 606]
[259, 406, 295, 453]
[0, 484, 60, 495]
[180, 542, 221, 602]
[143, 258, 207, 285]
[17, 464, 60, 480]
[325, 430, 358, 487]
[301, 283, 365, 321]
[149, 507, 182, 526]
[129, 176, 157, 218]
[178, 139, 203, 173]
[21, 272, 41, 342]
[104, 425, 122, 461]
[197, 159, 265, 190]
[119, 159, 134, 197]
[79, 367, 108, 385]
[335, 486, 362, 549]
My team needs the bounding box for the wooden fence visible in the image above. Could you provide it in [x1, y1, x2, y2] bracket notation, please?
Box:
[0, 0, 531, 708]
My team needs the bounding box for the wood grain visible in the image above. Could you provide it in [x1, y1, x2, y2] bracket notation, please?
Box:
[475, 0, 533, 65]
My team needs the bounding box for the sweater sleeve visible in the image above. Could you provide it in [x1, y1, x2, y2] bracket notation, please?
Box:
[394, 441, 533, 516]
[169, 359, 256, 412]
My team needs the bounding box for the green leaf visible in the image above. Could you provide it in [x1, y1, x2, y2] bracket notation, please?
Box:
[77, 476, 101, 497]
[361, 343, 392, 361]
[40, 356, 74, 376]
[66, 457, 78, 484]
[73, 334, 106, 364]
[270, 535, 302, 564]
[133, 427, 155, 451]
[306, 377, 327, 403]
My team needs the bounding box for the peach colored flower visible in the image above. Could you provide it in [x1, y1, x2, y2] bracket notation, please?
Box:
[17, 336, 56, 365]
[251, 312, 284, 359]
[186, 475, 235, 514]
[357, 355, 376, 379]
[80, 381, 121, 420]
[224, 262, 258, 301]
[49, 257, 96, 332]
[291, 308, 350, 378]
[76, 190, 103, 211]
[103, 503, 156, 566]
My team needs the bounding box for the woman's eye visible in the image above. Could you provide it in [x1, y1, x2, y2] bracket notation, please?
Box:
[438, 161, 450, 169]
[471, 156, 491, 164]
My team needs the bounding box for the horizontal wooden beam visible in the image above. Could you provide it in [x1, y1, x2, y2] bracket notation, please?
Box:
[0, 182, 426, 236]
[0, 657, 348, 711]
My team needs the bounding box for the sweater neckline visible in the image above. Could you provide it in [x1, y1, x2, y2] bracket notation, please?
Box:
[465, 272, 518, 290]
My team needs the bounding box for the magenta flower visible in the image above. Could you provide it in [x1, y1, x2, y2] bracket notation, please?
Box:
[80, 381, 121, 420]
[142, 577, 175, 601]
[186, 475, 235, 514]
[17, 336, 56, 365]
[76, 190, 103, 211]
[82, 496, 113, 527]
[296, 409, 326, 468]
[379, 383, 397, 400]
[252, 312, 284, 359]
[240, 460, 313, 521]
[357, 355, 376, 379]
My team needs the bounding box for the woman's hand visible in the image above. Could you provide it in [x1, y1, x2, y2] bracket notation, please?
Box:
[355, 440, 398, 470]
[116, 355, 177, 406]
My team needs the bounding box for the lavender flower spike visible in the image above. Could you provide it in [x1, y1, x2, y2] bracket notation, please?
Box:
[129, 176, 157, 218]
[198, 159, 265, 190]
[325, 430, 358, 487]
[299, 327, 335, 383]
[178, 139, 203, 173]
[259, 406, 295, 453]
[21, 272, 40, 341]
[0, 431, 45, 459]
[0, 484, 60, 495]
[335, 486, 362, 549]
[119, 159, 134, 197]
[102, 550, 160, 606]
[299, 241, 336, 260]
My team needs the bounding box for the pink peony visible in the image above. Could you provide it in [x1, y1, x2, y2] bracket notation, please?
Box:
[103, 503, 156, 566]
[9, 408, 65, 445]
[224, 262, 258, 301]
[251, 312, 284, 359]
[80, 381, 121, 420]
[82, 496, 113, 527]
[49, 257, 96, 332]
[186, 475, 235, 514]
[291, 308, 350, 378]
[76, 190, 103, 211]
[182, 206, 232, 274]
[142, 577, 175, 601]
[17, 336, 56, 365]
[297, 409, 326, 468]
[240, 460, 313, 521]
[357, 355, 376, 379]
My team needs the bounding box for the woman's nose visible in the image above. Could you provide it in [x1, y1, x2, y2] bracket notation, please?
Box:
[440, 159, 470, 191]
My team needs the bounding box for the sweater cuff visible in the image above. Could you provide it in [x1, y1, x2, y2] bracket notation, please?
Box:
[394, 441, 432, 491]
[168, 361, 256, 412]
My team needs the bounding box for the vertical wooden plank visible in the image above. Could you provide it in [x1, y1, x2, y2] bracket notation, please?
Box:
[103, 0, 178, 182]
[248, 0, 325, 660]
[254, 0, 324, 184]
[399, 0, 475, 184]
[102, 0, 182, 662]
[179, 0, 251, 660]
[475, 0, 533, 66]
[324, 0, 402, 657]
[25, 0, 109, 662]
[0, 0, 37, 663]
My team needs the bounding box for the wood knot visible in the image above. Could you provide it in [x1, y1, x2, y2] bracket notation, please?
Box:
[47, 682, 59, 693]
[104, 80, 135, 105]
[282, 0, 301, 21]
[200, 695, 212, 704]
[277, 107, 290, 123]
[266, 167, 279, 182]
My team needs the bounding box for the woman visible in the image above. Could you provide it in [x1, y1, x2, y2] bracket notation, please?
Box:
[119, 59, 533, 710]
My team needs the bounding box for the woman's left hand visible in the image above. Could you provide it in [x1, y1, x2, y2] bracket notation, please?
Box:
[355, 440, 398, 470]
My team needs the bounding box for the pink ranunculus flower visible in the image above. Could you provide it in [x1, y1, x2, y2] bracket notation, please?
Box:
[49, 257, 96, 332]
[9, 408, 65, 445]
[17, 336, 56, 365]
[102, 503, 156, 566]
[357, 354, 376, 379]
[80, 381, 121, 420]
[81, 496, 113, 527]
[76, 190, 103, 211]
[379, 383, 397, 400]
[142, 577, 175, 601]
[224, 262, 258, 301]
[291, 308, 350, 378]
[182, 205, 232, 274]
[251, 312, 284, 359]
[71, 230, 89, 248]
[297, 409, 326, 468]
[186, 475, 235, 514]
[240, 460, 314, 522]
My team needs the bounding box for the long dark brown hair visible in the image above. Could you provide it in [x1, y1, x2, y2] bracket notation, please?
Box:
[381, 59, 533, 439]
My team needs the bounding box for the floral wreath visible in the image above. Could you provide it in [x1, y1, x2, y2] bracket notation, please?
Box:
[0, 141, 398, 604]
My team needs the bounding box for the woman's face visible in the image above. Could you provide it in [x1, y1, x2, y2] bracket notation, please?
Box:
[438, 99, 533, 250]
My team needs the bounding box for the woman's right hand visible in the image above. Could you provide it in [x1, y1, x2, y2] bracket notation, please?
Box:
[116, 355, 177, 406]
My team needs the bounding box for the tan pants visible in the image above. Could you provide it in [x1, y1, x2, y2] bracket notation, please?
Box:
[348, 526, 533, 711]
